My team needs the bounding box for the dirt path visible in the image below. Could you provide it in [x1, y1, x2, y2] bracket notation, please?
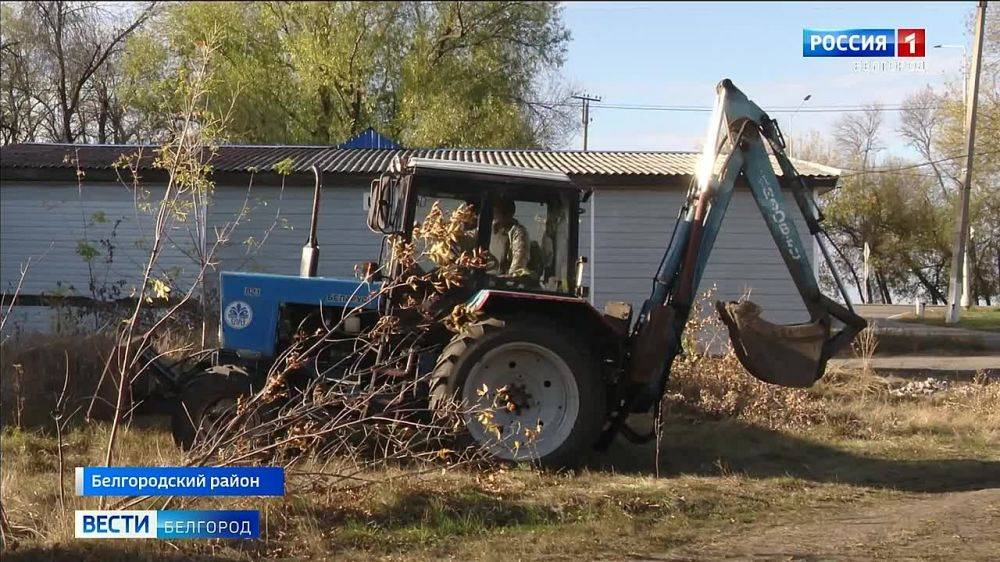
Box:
[663, 488, 1000, 561]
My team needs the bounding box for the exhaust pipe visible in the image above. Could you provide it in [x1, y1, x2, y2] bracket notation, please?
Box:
[300, 165, 322, 277]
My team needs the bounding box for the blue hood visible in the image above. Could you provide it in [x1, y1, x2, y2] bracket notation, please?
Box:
[219, 271, 379, 357]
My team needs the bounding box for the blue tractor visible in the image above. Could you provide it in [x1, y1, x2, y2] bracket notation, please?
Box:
[168, 80, 866, 466]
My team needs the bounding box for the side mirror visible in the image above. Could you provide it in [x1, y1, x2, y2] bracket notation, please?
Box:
[367, 175, 405, 234]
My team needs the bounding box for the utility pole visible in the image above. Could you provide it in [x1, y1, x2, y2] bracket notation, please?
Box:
[573, 93, 601, 303]
[946, 0, 987, 324]
[962, 227, 973, 307]
[572, 93, 601, 150]
[863, 242, 872, 304]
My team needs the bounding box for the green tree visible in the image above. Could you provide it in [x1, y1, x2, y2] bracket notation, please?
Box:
[797, 107, 955, 305]
[395, 2, 573, 147]
[123, 1, 574, 147]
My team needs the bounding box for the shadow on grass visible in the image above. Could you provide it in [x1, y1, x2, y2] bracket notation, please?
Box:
[591, 419, 1000, 493]
[291, 486, 556, 552]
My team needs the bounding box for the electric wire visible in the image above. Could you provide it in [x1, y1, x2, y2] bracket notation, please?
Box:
[835, 149, 1000, 178]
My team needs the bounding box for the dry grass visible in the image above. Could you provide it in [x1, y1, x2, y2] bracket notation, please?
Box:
[0, 335, 120, 428]
[664, 342, 999, 451]
[664, 350, 823, 430]
[2, 364, 997, 559]
[0, 421, 901, 561]
[659, 296, 1000, 447]
[663, 294, 836, 431]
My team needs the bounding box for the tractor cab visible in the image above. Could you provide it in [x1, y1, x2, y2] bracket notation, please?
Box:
[367, 158, 586, 297]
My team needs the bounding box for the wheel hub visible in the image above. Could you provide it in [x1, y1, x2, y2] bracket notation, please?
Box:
[504, 382, 533, 414]
[462, 342, 580, 461]
[204, 398, 237, 428]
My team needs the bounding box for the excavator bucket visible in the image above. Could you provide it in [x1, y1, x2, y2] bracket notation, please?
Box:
[715, 300, 829, 388]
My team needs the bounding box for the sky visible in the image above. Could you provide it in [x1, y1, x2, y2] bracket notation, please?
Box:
[559, 1, 976, 155]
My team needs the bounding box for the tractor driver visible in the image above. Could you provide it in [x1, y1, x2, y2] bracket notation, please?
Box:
[488, 197, 530, 278]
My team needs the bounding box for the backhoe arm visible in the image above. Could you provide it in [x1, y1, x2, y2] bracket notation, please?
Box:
[624, 79, 866, 414]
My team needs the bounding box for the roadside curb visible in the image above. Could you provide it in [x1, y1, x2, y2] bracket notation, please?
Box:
[868, 319, 1000, 355]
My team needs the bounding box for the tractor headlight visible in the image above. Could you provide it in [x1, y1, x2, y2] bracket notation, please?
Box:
[343, 315, 362, 335]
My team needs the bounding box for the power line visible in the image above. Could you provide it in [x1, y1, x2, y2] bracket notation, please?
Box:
[836, 149, 1000, 177]
[587, 103, 944, 114]
[535, 98, 951, 114]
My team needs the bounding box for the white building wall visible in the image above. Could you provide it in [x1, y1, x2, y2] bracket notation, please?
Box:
[209, 183, 380, 279]
[1, 179, 814, 334]
[1, 181, 198, 334]
[579, 188, 813, 325]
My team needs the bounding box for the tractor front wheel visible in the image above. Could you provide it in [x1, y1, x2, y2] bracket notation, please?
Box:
[171, 367, 254, 450]
[430, 318, 606, 467]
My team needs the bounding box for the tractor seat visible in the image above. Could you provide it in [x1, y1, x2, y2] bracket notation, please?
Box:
[527, 240, 545, 282]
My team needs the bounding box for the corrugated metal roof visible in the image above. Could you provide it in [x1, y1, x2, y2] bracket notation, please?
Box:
[0, 143, 841, 180]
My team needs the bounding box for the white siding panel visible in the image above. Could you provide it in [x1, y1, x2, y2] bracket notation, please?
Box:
[1, 182, 199, 297]
[584, 188, 813, 325]
[3, 180, 815, 334]
[208, 184, 380, 279]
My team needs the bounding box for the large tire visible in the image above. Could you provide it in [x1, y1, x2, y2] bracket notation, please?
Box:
[171, 367, 253, 450]
[430, 317, 606, 467]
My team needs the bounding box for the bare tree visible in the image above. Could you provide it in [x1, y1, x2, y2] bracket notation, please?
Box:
[830, 106, 886, 302]
[899, 87, 958, 198]
[0, 5, 49, 144]
[98, 40, 245, 473]
[9, 1, 155, 143]
[835, 104, 884, 177]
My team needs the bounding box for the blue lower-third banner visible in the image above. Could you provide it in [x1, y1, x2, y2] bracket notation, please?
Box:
[76, 466, 284, 496]
[75, 510, 259, 539]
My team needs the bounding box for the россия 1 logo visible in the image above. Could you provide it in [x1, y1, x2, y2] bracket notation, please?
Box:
[803, 28, 925, 57]
[896, 28, 925, 57]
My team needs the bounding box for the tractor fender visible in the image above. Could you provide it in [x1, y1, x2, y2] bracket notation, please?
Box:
[466, 289, 626, 353]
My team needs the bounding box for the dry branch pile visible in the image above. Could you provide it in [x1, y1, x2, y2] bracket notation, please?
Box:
[185, 202, 495, 481]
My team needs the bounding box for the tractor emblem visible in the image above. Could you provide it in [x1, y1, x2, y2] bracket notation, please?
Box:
[224, 300, 253, 330]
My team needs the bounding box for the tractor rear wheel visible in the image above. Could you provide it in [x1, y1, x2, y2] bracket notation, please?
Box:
[430, 318, 606, 467]
[171, 367, 253, 450]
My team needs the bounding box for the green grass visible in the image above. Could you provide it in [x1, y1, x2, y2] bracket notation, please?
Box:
[897, 306, 1000, 332]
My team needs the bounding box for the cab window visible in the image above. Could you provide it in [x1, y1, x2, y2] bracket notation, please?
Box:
[412, 189, 482, 271]
[486, 193, 571, 293]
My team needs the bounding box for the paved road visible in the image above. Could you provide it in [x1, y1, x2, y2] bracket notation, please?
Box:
[831, 354, 1000, 377]
[857, 317, 1000, 355]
